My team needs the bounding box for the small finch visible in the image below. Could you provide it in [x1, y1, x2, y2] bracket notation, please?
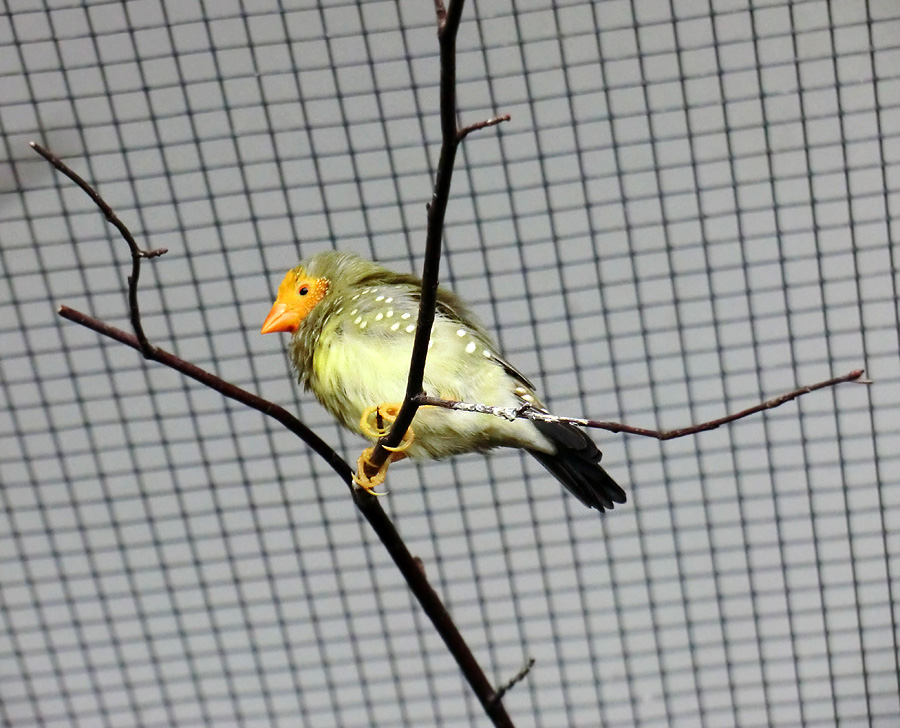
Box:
[262, 251, 626, 512]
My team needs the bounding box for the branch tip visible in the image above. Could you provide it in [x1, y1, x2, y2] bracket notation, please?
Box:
[491, 657, 535, 707]
[416, 368, 863, 442]
[458, 114, 511, 141]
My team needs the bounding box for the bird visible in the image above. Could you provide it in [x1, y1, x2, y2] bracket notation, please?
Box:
[261, 251, 626, 512]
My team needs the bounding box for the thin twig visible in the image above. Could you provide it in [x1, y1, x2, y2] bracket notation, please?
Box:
[433, 0, 447, 24]
[458, 114, 511, 140]
[414, 368, 866, 440]
[491, 657, 535, 707]
[31, 142, 165, 356]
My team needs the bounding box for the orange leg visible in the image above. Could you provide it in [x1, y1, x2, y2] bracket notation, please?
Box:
[353, 404, 415, 495]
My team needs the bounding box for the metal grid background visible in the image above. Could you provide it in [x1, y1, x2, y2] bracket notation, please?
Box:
[2, 1, 898, 726]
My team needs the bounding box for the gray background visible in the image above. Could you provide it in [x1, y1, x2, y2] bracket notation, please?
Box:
[1, 1, 898, 726]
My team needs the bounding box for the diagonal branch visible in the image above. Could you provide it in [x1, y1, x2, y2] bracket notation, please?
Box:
[414, 368, 867, 440]
[57, 305, 351, 477]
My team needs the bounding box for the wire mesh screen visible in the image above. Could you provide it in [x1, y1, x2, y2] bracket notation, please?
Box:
[2, 1, 898, 726]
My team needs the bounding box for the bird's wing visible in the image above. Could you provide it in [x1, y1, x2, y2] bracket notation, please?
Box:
[485, 351, 537, 395]
[430, 284, 539, 394]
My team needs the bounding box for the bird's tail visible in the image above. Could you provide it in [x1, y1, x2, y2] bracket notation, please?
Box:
[528, 419, 626, 512]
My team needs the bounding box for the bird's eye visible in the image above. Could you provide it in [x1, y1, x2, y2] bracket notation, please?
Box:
[298, 285, 309, 296]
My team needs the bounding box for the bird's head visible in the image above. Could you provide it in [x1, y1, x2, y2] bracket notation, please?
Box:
[262, 251, 409, 335]
[260, 265, 329, 335]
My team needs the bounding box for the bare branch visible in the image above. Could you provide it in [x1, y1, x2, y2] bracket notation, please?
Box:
[36, 4, 509, 726]
[434, 0, 447, 26]
[458, 114, 511, 141]
[57, 305, 351, 477]
[491, 657, 535, 707]
[415, 368, 866, 440]
[31, 141, 164, 356]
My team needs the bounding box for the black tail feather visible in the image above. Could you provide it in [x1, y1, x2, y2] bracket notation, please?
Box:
[528, 420, 626, 512]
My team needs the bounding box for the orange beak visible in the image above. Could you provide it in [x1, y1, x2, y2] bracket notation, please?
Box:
[261, 268, 328, 335]
[261, 301, 301, 334]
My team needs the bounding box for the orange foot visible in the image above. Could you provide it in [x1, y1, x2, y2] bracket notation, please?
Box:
[353, 403, 415, 495]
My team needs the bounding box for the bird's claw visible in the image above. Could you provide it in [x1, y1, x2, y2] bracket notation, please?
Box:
[353, 447, 391, 495]
[359, 403, 403, 438]
[353, 404, 415, 495]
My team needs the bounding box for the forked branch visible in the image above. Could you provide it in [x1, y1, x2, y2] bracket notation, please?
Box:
[31, 141, 165, 357]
